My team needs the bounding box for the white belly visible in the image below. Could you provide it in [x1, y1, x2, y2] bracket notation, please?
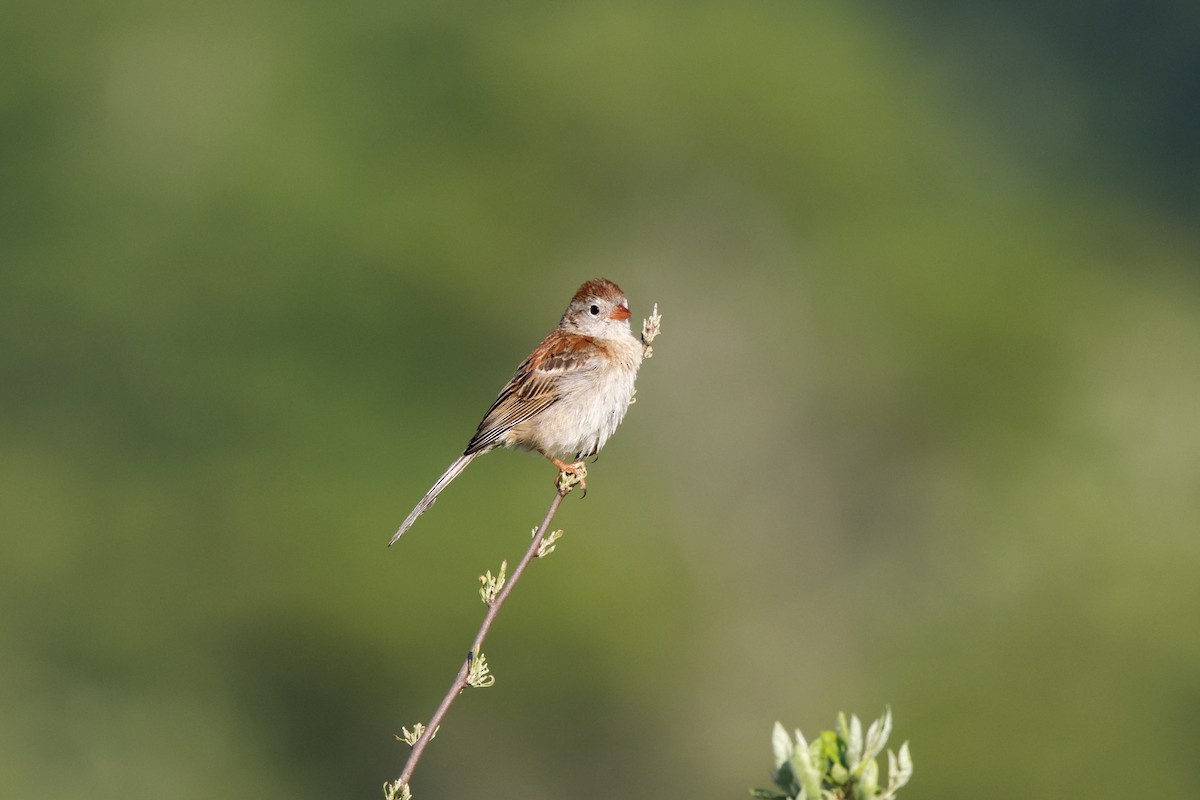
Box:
[514, 334, 642, 459]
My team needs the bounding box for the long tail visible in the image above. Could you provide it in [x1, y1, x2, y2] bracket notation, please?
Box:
[390, 453, 479, 545]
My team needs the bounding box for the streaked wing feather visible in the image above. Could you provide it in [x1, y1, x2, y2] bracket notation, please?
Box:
[464, 333, 597, 455]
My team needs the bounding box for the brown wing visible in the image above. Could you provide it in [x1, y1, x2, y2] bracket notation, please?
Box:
[464, 331, 596, 455]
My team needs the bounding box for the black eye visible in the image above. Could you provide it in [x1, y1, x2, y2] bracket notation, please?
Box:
[589, 304, 600, 315]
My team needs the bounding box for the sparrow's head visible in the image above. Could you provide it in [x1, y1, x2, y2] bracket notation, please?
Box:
[560, 278, 632, 338]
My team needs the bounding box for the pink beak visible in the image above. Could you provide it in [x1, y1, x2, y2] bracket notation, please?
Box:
[610, 304, 631, 321]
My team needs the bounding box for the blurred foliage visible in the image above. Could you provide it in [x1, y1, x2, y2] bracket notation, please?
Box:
[2, 2, 1199, 799]
[885, 0, 1200, 208]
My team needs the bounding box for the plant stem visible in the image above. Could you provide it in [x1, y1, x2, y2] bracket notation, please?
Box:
[395, 488, 567, 789]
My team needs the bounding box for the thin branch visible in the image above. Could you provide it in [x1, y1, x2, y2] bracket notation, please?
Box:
[388, 303, 660, 799]
[392, 488, 567, 792]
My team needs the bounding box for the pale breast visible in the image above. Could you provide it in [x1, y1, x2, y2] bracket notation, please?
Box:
[512, 333, 643, 458]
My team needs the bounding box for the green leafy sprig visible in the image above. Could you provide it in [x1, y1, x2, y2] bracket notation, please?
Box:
[754, 708, 913, 800]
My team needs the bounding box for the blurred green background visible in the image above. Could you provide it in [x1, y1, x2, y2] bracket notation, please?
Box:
[3, 2, 1199, 798]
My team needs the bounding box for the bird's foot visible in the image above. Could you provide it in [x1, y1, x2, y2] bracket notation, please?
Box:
[551, 458, 588, 497]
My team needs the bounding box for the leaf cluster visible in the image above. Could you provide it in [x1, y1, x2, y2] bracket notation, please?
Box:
[753, 709, 912, 800]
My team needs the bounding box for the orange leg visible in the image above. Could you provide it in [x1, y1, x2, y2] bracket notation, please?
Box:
[546, 455, 588, 496]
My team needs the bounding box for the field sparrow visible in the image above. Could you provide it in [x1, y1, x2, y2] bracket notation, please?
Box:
[390, 278, 644, 544]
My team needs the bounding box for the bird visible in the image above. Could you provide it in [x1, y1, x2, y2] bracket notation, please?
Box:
[390, 278, 644, 544]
